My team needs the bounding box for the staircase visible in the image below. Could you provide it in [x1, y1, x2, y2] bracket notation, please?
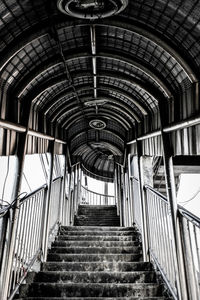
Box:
[17, 205, 170, 299]
[74, 205, 120, 226]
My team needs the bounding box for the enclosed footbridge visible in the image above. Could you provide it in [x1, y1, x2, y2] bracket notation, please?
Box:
[0, 1, 200, 299]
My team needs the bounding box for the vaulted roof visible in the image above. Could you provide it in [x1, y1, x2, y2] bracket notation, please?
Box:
[0, 0, 199, 181]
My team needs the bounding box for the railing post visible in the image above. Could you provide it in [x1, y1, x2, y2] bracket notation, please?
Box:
[60, 152, 68, 226]
[114, 167, 119, 215]
[42, 140, 55, 262]
[136, 140, 149, 262]
[127, 154, 134, 226]
[1, 102, 32, 300]
[162, 148, 188, 300]
[117, 164, 124, 227]
[67, 171, 73, 226]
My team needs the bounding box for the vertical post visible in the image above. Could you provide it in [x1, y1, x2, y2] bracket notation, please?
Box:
[67, 170, 72, 226]
[104, 182, 108, 205]
[127, 154, 134, 226]
[42, 140, 55, 261]
[2, 103, 32, 300]
[114, 166, 119, 215]
[158, 95, 188, 300]
[78, 166, 82, 206]
[117, 164, 124, 227]
[136, 140, 149, 262]
[60, 150, 68, 226]
[121, 168, 128, 227]
[162, 133, 188, 300]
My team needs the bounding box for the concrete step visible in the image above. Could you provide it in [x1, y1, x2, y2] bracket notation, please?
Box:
[27, 271, 156, 284]
[47, 253, 142, 262]
[52, 240, 140, 248]
[60, 226, 134, 231]
[58, 231, 136, 236]
[19, 283, 163, 298]
[43, 262, 153, 272]
[49, 246, 141, 254]
[17, 297, 168, 300]
[57, 235, 138, 241]
[74, 222, 121, 226]
[78, 206, 117, 211]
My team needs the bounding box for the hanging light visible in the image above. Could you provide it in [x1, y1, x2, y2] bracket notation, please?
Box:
[57, 0, 128, 19]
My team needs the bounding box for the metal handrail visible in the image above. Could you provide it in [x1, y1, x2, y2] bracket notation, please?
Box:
[140, 185, 200, 300]
[143, 185, 178, 299]
[81, 185, 114, 199]
[178, 205, 200, 228]
[178, 204, 200, 299]
[0, 178, 63, 300]
[144, 184, 168, 203]
[81, 185, 115, 206]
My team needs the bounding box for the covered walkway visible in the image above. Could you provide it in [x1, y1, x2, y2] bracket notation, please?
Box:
[0, 1, 200, 299]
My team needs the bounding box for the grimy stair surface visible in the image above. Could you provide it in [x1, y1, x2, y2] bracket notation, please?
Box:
[18, 206, 169, 299]
[74, 205, 120, 226]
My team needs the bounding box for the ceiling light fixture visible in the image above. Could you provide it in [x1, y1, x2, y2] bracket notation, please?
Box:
[57, 0, 128, 19]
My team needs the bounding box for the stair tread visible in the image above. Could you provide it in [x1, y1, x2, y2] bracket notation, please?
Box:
[43, 261, 153, 272]
[61, 226, 134, 230]
[17, 297, 168, 300]
[49, 246, 140, 254]
[19, 283, 163, 297]
[28, 271, 156, 284]
[19, 294, 164, 298]
[53, 241, 139, 247]
[47, 253, 142, 262]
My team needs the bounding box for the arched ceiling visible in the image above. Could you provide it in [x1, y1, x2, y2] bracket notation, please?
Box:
[0, 0, 199, 181]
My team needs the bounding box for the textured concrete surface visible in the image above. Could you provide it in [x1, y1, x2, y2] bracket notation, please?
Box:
[17, 206, 170, 299]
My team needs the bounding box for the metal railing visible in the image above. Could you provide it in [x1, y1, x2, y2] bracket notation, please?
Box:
[49, 177, 62, 235]
[178, 206, 200, 300]
[144, 186, 178, 299]
[130, 183, 200, 300]
[131, 177, 142, 232]
[81, 185, 115, 206]
[6, 185, 47, 299]
[0, 176, 63, 300]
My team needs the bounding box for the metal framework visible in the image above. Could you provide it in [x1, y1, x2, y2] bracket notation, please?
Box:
[0, 1, 200, 299]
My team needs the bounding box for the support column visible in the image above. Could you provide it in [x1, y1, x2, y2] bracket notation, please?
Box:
[162, 133, 188, 300]
[43, 140, 55, 261]
[114, 167, 120, 215]
[127, 154, 134, 226]
[2, 103, 32, 300]
[117, 164, 124, 227]
[136, 140, 149, 262]
[158, 97, 188, 300]
[60, 150, 68, 226]
[104, 182, 108, 205]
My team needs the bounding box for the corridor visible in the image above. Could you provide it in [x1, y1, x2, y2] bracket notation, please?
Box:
[0, 0, 200, 299]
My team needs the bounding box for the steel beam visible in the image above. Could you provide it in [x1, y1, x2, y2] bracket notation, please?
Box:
[0, 118, 66, 144]
[127, 114, 200, 145]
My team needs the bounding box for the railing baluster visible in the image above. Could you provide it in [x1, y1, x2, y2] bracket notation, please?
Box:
[0, 178, 64, 300]
[80, 186, 115, 206]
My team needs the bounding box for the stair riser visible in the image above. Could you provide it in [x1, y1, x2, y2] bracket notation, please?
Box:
[49, 246, 141, 254]
[43, 262, 153, 272]
[57, 236, 138, 241]
[47, 254, 142, 262]
[28, 271, 156, 284]
[53, 241, 140, 247]
[18, 297, 170, 300]
[20, 283, 162, 297]
[74, 223, 121, 226]
[61, 226, 135, 231]
[58, 231, 135, 236]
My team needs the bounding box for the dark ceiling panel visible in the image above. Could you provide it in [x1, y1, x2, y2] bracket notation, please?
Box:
[0, 0, 199, 180]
